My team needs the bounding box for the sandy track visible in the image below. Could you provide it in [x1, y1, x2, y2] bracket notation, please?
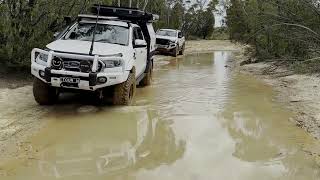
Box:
[0, 86, 50, 160]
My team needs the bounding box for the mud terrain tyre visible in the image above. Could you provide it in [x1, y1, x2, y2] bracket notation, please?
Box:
[112, 72, 136, 105]
[179, 44, 185, 55]
[172, 45, 179, 57]
[140, 62, 153, 87]
[33, 78, 58, 105]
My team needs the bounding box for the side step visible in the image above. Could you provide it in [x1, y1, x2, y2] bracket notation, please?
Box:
[136, 73, 146, 85]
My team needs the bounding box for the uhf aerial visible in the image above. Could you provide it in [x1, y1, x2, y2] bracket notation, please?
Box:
[89, 4, 101, 56]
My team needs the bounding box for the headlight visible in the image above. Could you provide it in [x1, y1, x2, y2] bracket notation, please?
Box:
[38, 53, 48, 62]
[102, 60, 122, 68]
[35, 53, 48, 66]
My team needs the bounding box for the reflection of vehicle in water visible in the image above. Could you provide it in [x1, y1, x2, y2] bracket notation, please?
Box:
[38, 109, 185, 178]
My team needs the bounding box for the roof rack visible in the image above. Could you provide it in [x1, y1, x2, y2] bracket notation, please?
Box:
[78, 14, 119, 21]
[77, 14, 131, 25]
[91, 4, 159, 22]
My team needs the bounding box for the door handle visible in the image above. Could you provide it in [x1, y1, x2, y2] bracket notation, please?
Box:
[133, 52, 136, 60]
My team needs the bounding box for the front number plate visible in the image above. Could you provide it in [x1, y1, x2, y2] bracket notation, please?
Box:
[60, 77, 80, 84]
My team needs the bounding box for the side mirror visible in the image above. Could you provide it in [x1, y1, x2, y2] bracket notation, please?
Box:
[69, 32, 77, 39]
[178, 33, 183, 38]
[64, 16, 72, 25]
[134, 39, 147, 48]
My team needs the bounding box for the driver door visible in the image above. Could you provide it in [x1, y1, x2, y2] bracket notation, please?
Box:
[133, 27, 147, 78]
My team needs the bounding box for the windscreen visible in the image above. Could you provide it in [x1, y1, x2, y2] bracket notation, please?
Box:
[156, 30, 177, 37]
[64, 23, 129, 46]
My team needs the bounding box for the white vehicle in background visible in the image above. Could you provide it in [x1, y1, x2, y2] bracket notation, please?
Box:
[155, 29, 185, 57]
[31, 5, 158, 105]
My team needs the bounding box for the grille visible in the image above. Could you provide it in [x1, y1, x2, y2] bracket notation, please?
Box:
[52, 58, 103, 73]
[63, 59, 90, 73]
[156, 38, 170, 45]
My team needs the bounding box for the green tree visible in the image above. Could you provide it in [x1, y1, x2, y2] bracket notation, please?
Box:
[198, 9, 215, 39]
[169, 0, 184, 29]
[183, 0, 218, 39]
[226, 0, 320, 71]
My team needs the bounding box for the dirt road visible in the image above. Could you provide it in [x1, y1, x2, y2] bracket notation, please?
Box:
[0, 40, 320, 179]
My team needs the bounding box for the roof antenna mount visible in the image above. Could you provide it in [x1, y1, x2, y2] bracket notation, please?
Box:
[89, 4, 101, 56]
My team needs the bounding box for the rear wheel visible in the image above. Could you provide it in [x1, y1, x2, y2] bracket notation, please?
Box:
[112, 72, 136, 105]
[140, 61, 153, 87]
[33, 78, 58, 105]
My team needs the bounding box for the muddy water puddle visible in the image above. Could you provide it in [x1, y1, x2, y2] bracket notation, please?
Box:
[1, 52, 320, 180]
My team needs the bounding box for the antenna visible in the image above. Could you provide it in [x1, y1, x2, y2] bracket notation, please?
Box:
[89, 4, 101, 55]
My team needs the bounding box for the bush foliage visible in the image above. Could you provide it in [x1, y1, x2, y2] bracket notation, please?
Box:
[225, 0, 320, 71]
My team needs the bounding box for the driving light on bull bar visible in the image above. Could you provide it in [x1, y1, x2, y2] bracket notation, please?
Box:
[97, 77, 107, 84]
[102, 60, 122, 68]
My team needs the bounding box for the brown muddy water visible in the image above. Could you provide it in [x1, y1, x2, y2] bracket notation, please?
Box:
[1, 52, 320, 180]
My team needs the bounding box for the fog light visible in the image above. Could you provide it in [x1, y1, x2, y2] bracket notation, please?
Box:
[97, 77, 107, 84]
[39, 70, 45, 78]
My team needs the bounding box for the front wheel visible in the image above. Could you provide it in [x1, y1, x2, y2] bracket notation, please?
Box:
[33, 78, 58, 105]
[172, 45, 179, 57]
[112, 72, 136, 105]
[179, 44, 185, 55]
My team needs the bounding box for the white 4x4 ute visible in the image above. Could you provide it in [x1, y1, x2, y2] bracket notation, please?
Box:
[156, 29, 185, 57]
[31, 5, 158, 105]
